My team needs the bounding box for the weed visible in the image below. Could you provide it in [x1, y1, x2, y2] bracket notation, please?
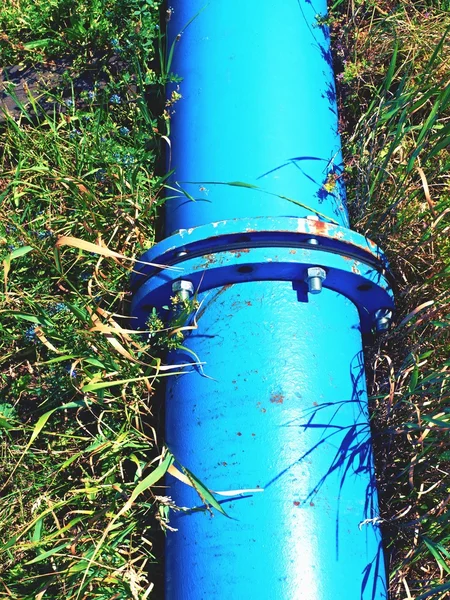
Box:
[1, 0, 449, 598]
[0, 1, 186, 597]
[332, 1, 450, 597]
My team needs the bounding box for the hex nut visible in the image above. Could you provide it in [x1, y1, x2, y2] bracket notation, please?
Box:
[172, 280, 194, 300]
[375, 308, 392, 333]
[306, 266, 326, 294]
[307, 267, 326, 279]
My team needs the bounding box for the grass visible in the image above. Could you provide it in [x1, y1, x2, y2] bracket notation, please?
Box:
[0, 1, 182, 597]
[0, 0, 449, 598]
[332, 1, 450, 598]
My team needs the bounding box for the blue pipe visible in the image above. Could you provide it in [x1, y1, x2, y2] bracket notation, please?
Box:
[132, 1, 393, 598]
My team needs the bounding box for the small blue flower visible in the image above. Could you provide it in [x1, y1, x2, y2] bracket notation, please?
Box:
[69, 130, 82, 139]
[35, 230, 53, 239]
[95, 168, 106, 181]
[49, 302, 67, 315]
[109, 94, 121, 105]
[80, 271, 91, 281]
[25, 326, 38, 342]
[119, 126, 130, 136]
[87, 90, 96, 100]
[64, 364, 77, 378]
[110, 40, 123, 54]
[113, 152, 136, 167]
[65, 99, 74, 108]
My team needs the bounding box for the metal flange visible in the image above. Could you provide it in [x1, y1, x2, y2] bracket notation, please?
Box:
[131, 216, 394, 332]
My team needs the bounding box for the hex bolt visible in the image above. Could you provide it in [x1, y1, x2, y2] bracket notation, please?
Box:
[172, 280, 194, 301]
[306, 238, 319, 246]
[306, 267, 326, 294]
[177, 250, 188, 258]
[374, 308, 392, 333]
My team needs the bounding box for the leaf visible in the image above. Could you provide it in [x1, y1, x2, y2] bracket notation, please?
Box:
[168, 463, 263, 498]
[37, 355, 77, 366]
[226, 181, 260, 189]
[83, 357, 106, 368]
[31, 517, 44, 544]
[65, 301, 89, 322]
[0, 311, 50, 326]
[34, 326, 60, 354]
[425, 133, 450, 161]
[382, 37, 398, 93]
[54, 247, 62, 273]
[57, 452, 82, 470]
[74, 451, 174, 599]
[89, 326, 143, 364]
[0, 403, 18, 431]
[397, 300, 434, 328]
[80, 369, 193, 392]
[423, 538, 450, 575]
[180, 465, 228, 516]
[126, 452, 175, 506]
[183, 180, 339, 223]
[3, 245, 33, 293]
[23, 39, 52, 50]
[417, 582, 450, 599]
[25, 542, 69, 565]
[409, 365, 419, 394]
[10, 245, 34, 260]
[1, 401, 85, 492]
[55, 236, 177, 269]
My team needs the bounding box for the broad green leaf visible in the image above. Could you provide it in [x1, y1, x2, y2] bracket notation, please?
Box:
[23, 39, 52, 50]
[423, 538, 450, 575]
[25, 542, 69, 565]
[127, 451, 174, 505]
[181, 465, 228, 516]
[10, 245, 34, 260]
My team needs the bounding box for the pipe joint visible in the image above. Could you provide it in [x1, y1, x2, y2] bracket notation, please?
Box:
[131, 216, 394, 333]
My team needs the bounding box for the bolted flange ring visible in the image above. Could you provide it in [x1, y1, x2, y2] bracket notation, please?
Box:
[131, 216, 394, 333]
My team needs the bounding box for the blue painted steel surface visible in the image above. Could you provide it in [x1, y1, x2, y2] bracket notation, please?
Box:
[165, 281, 387, 599]
[131, 0, 390, 598]
[165, 0, 349, 233]
[130, 216, 391, 287]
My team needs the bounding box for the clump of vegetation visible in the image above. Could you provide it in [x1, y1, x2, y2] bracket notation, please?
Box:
[332, 1, 450, 598]
[0, 0, 161, 69]
[1, 0, 449, 598]
[0, 1, 188, 597]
